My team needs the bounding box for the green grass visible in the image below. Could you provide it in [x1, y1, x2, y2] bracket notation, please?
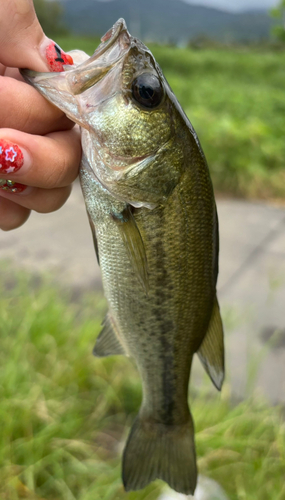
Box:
[56, 36, 285, 200]
[0, 264, 284, 500]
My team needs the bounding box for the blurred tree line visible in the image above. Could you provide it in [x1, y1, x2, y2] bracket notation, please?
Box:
[271, 0, 285, 42]
[34, 0, 69, 36]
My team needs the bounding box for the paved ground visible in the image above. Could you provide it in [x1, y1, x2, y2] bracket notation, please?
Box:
[1, 181, 285, 403]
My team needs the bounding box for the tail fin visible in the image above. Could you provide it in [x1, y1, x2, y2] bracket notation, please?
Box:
[122, 415, 197, 495]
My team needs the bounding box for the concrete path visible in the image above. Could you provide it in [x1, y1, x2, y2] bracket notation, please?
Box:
[1, 181, 285, 403]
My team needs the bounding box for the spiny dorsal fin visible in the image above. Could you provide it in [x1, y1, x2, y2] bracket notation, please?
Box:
[197, 296, 224, 391]
[111, 205, 148, 293]
[93, 313, 126, 357]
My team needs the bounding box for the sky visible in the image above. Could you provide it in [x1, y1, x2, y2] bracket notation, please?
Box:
[93, 0, 279, 13]
[181, 0, 278, 12]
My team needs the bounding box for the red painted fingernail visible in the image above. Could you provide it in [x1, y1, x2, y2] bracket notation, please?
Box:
[0, 140, 24, 174]
[46, 42, 74, 72]
[0, 180, 27, 193]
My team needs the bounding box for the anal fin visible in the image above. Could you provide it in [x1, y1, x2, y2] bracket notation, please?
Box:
[197, 295, 224, 391]
[93, 313, 126, 357]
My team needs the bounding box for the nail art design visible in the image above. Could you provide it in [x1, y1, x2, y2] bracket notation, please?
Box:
[0, 179, 27, 193]
[0, 140, 24, 174]
[46, 42, 74, 72]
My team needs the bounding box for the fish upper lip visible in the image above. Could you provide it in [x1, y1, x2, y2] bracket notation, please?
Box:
[66, 19, 130, 96]
[90, 18, 129, 63]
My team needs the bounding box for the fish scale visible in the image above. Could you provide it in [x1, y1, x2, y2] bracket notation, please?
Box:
[22, 17, 224, 496]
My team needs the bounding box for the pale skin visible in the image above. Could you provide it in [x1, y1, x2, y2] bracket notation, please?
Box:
[0, 0, 81, 230]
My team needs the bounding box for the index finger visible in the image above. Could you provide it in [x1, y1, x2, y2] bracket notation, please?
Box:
[0, 0, 73, 75]
[0, 0, 48, 71]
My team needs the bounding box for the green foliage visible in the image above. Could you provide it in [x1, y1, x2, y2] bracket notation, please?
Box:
[271, 0, 285, 42]
[0, 264, 284, 499]
[34, 0, 68, 37]
[152, 44, 285, 200]
[55, 36, 101, 57]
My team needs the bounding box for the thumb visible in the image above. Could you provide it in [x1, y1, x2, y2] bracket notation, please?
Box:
[0, 0, 72, 72]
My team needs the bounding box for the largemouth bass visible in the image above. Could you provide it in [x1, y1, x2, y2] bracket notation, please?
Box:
[22, 19, 224, 495]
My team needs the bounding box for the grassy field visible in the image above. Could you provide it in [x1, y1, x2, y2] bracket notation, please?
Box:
[0, 265, 284, 500]
[56, 36, 285, 201]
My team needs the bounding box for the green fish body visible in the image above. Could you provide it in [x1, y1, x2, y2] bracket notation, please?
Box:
[22, 19, 224, 495]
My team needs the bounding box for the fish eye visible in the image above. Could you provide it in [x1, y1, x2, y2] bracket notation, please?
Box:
[132, 74, 163, 109]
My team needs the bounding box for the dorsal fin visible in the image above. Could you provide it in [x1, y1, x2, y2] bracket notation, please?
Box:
[197, 296, 224, 391]
[93, 313, 127, 357]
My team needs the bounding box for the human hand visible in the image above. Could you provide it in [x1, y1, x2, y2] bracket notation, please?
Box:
[0, 0, 81, 230]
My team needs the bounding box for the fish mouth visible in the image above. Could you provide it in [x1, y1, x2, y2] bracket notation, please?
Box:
[66, 19, 131, 95]
[21, 18, 131, 96]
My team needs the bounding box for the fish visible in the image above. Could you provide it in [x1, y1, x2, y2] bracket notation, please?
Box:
[21, 18, 224, 496]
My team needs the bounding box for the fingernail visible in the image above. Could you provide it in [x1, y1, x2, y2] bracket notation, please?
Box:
[0, 140, 24, 174]
[0, 180, 27, 193]
[45, 41, 74, 72]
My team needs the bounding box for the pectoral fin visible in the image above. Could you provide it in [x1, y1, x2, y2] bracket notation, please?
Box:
[87, 213, 100, 265]
[93, 313, 126, 357]
[111, 206, 149, 293]
[197, 296, 224, 391]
